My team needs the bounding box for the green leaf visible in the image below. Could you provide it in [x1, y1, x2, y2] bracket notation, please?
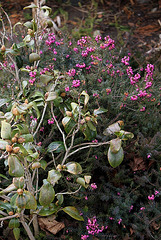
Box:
[24, 3, 38, 9]
[4, 112, 13, 122]
[24, 190, 37, 210]
[22, 81, 28, 90]
[0, 173, 8, 180]
[56, 194, 64, 205]
[62, 206, 84, 221]
[38, 203, 60, 216]
[66, 162, 82, 175]
[48, 141, 65, 153]
[0, 99, 8, 107]
[76, 177, 86, 188]
[94, 107, 108, 115]
[62, 116, 71, 127]
[103, 122, 121, 136]
[0, 139, 9, 150]
[47, 170, 62, 185]
[31, 101, 40, 119]
[0, 201, 13, 211]
[13, 228, 20, 240]
[0, 183, 16, 195]
[110, 138, 122, 154]
[108, 147, 124, 168]
[23, 21, 33, 29]
[13, 144, 28, 156]
[87, 121, 96, 132]
[40, 160, 47, 170]
[9, 219, 20, 229]
[20, 134, 33, 142]
[40, 6, 52, 14]
[39, 180, 55, 207]
[71, 102, 79, 112]
[40, 74, 54, 85]
[29, 53, 40, 63]
[16, 124, 29, 134]
[1, 121, 11, 139]
[8, 155, 24, 177]
[10, 193, 18, 208]
[81, 90, 89, 106]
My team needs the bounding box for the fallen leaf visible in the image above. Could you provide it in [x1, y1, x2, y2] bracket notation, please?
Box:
[38, 216, 65, 235]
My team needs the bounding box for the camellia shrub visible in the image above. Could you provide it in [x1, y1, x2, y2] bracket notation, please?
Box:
[0, 2, 135, 240]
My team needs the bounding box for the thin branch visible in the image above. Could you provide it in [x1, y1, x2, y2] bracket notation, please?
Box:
[67, 141, 110, 159]
[0, 214, 18, 221]
[0, 210, 7, 216]
[1, 7, 13, 40]
[51, 102, 67, 151]
[33, 102, 47, 137]
[55, 186, 82, 196]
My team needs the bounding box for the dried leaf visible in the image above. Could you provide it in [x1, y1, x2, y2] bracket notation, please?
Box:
[38, 217, 65, 235]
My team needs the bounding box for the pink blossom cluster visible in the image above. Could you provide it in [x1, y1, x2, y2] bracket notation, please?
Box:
[45, 33, 56, 46]
[40, 67, 50, 75]
[72, 79, 80, 88]
[86, 216, 107, 235]
[48, 118, 55, 124]
[95, 34, 102, 42]
[77, 36, 91, 46]
[29, 71, 37, 85]
[91, 183, 97, 190]
[121, 56, 130, 66]
[76, 63, 86, 68]
[66, 68, 76, 77]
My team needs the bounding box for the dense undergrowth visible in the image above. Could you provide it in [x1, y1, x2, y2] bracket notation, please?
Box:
[0, 1, 160, 240]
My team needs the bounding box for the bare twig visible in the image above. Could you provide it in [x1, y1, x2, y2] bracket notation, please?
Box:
[33, 102, 47, 137]
[0, 214, 18, 221]
[55, 186, 82, 196]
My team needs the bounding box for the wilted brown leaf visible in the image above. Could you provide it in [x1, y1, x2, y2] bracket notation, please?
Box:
[38, 216, 65, 235]
[129, 157, 146, 171]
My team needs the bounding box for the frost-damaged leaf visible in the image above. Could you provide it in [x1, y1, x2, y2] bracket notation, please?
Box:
[108, 147, 124, 168]
[103, 122, 121, 136]
[38, 217, 65, 235]
[62, 116, 71, 127]
[24, 190, 37, 210]
[62, 206, 84, 221]
[81, 90, 89, 106]
[1, 121, 11, 139]
[66, 162, 82, 175]
[94, 107, 107, 115]
[39, 179, 55, 207]
[47, 170, 62, 185]
[0, 139, 9, 150]
[110, 138, 122, 154]
[48, 141, 65, 153]
[0, 98, 8, 107]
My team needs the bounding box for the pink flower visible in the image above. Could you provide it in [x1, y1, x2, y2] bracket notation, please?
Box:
[147, 154, 151, 159]
[148, 194, 155, 201]
[85, 196, 88, 200]
[140, 207, 145, 211]
[106, 88, 111, 95]
[118, 218, 122, 224]
[131, 95, 138, 101]
[65, 87, 70, 92]
[140, 107, 145, 112]
[91, 183, 97, 190]
[81, 235, 89, 240]
[155, 190, 159, 195]
[72, 80, 80, 88]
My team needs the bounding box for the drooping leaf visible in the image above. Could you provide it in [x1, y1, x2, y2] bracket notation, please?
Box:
[56, 194, 64, 205]
[8, 155, 24, 177]
[48, 141, 65, 153]
[76, 177, 86, 188]
[0, 201, 13, 211]
[0, 173, 8, 180]
[108, 147, 124, 168]
[13, 228, 20, 240]
[24, 190, 37, 210]
[110, 138, 122, 154]
[47, 170, 62, 185]
[40, 74, 54, 85]
[0, 99, 8, 108]
[62, 206, 84, 221]
[1, 121, 11, 139]
[10, 193, 18, 208]
[81, 90, 89, 106]
[66, 162, 82, 175]
[20, 134, 33, 142]
[39, 180, 55, 207]
[24, 3, 38, 9]
[103, 122, 121, 136]
[40, 160, 47, 170]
